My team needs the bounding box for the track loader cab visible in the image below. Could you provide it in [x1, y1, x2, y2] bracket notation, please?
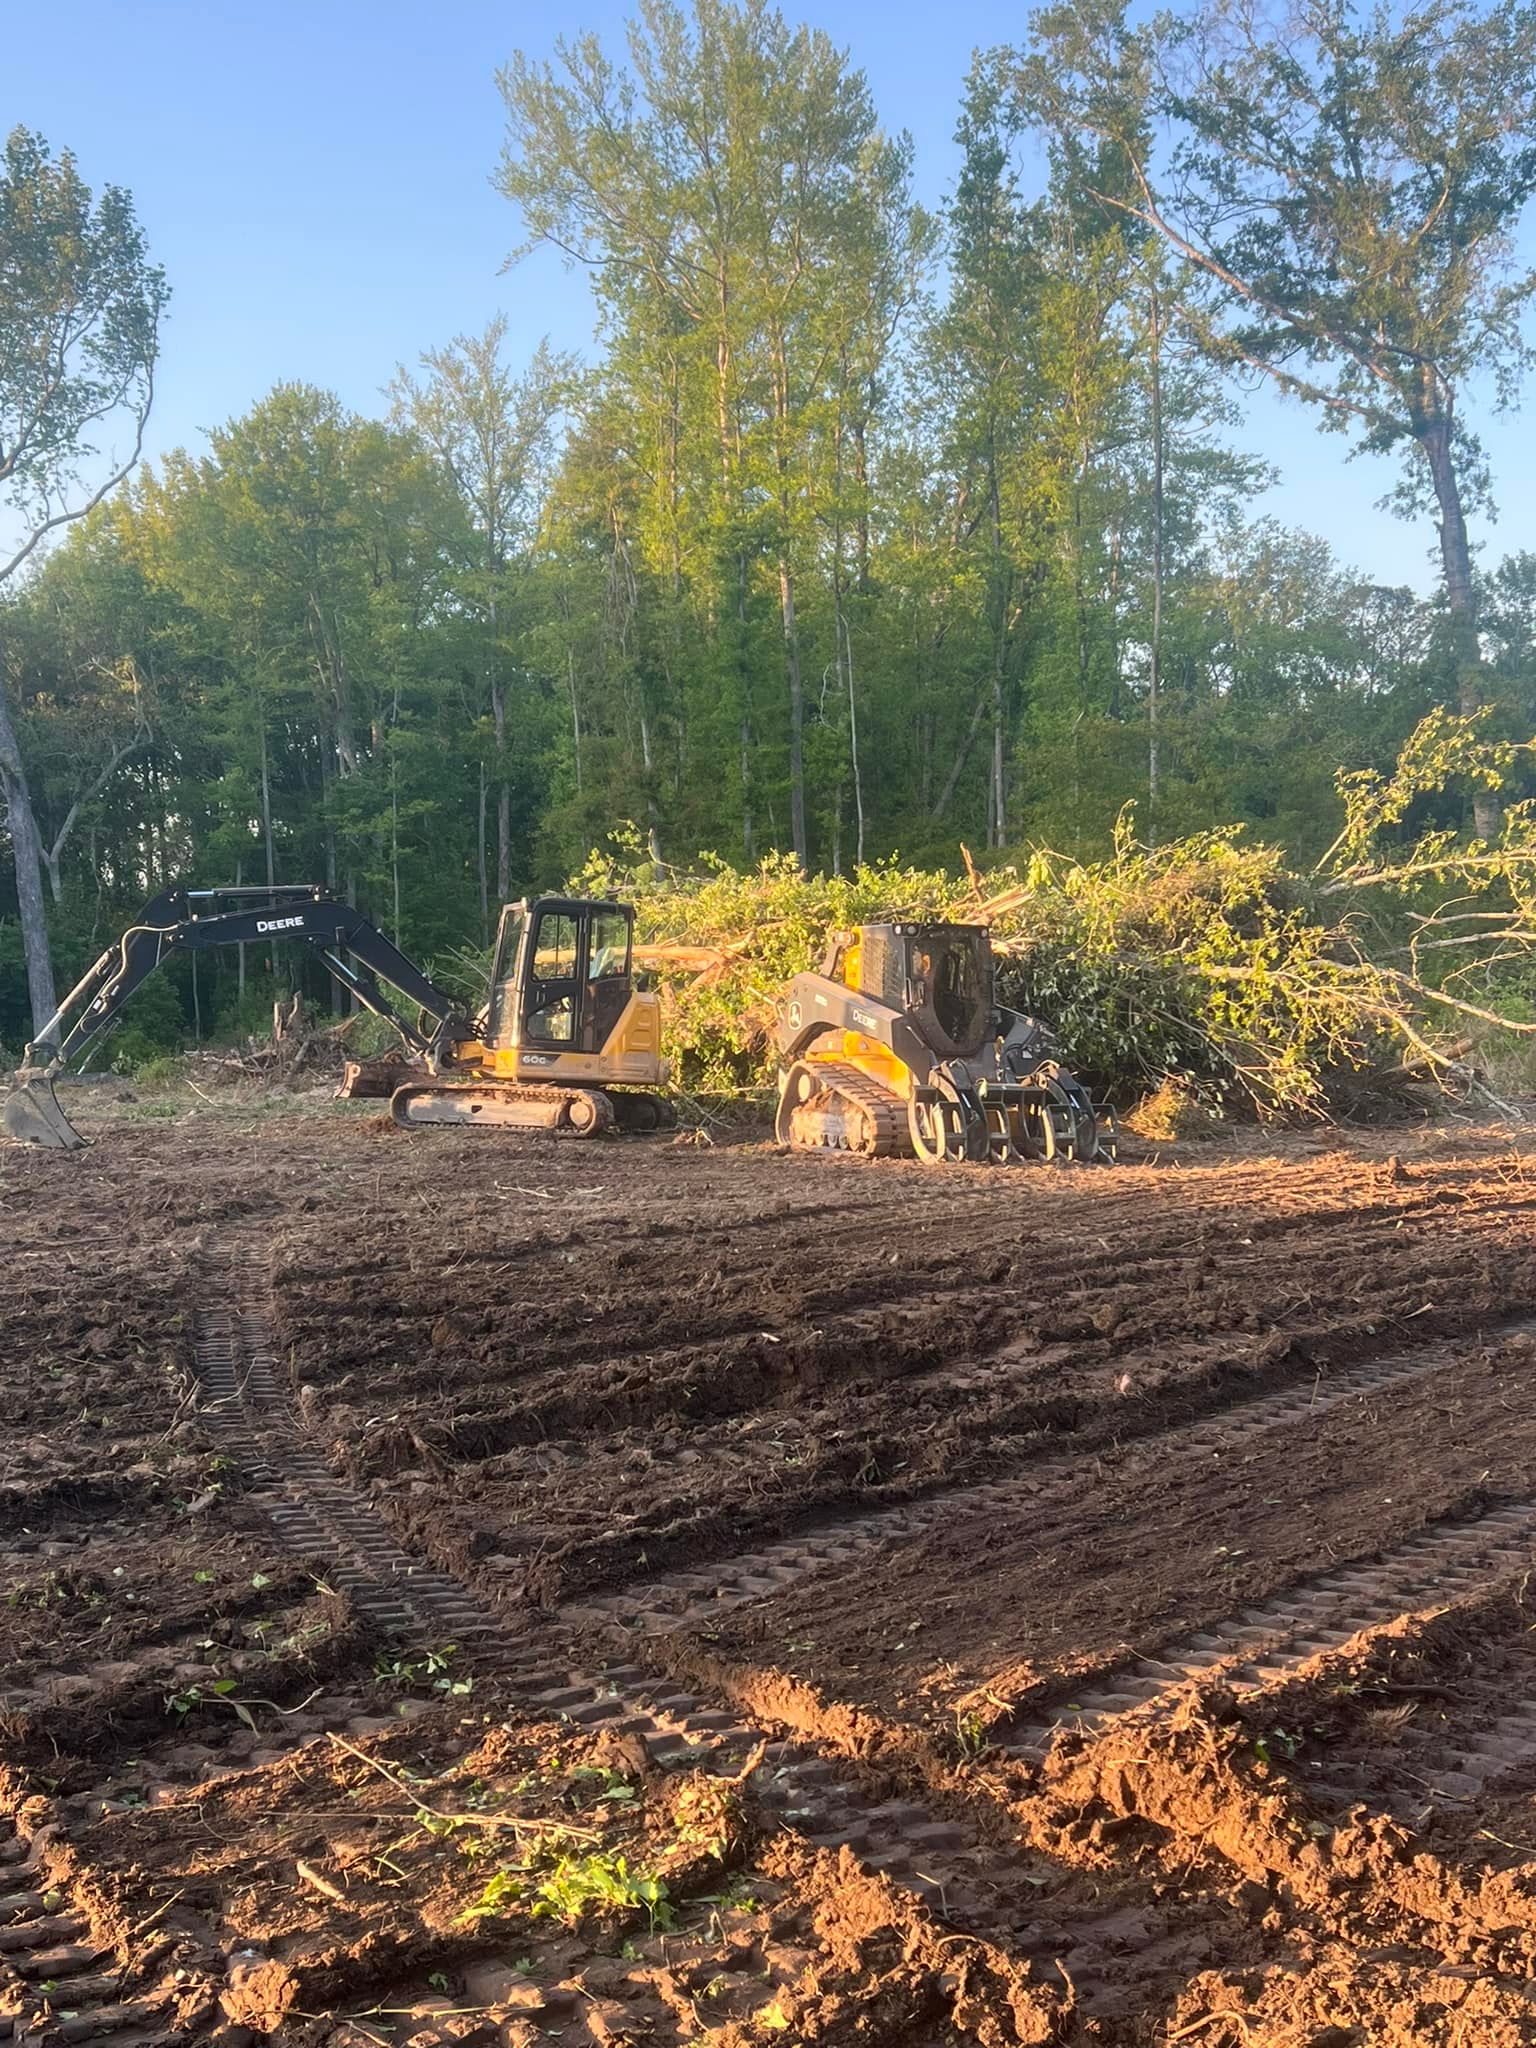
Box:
[851, 924, 993, 1061]
[774, 919, 1114, 1167]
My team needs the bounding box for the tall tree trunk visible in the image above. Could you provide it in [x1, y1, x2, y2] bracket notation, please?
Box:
[390, 760, 401, 945]
[837, 599, 866, 869]
[990, 656, 1006, 851]
[737, 554, 754, 861]
[637, 705, 664, 877]
[258, 712, 276, 887]
[491, 676, 511, 902]
[235, 857, 247, 1003]
[779, 555, 807, 868]
[320, 746, 342, 1017]
[740, 713, 754, 861]
[489, 594, 511, 901]
[476, 761, 489, 941]
[986, 436, 1009, 851]
[853, 418, 872, 593]
[1420, 406, 1499, 840]
[932, 686, 991, 825]
[567, 647, 583, 795]
[0, 662, 59, 1034]
[1148, 280, 1165, 846]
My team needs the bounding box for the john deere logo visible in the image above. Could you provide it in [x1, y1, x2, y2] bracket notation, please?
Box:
[787, 999, 802, 1029]
[256, 915, 306, 934]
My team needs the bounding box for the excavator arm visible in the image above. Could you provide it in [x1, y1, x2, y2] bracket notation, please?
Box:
[4, 885, 473, 1151]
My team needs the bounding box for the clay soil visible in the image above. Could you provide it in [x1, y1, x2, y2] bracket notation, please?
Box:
[5, 1097, 1536, 2043]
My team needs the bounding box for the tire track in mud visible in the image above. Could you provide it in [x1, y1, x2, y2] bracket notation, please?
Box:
[557, 1318, 1536, 1636]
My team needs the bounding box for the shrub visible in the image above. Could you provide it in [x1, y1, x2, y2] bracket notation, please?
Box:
[570, 824, 1407, 1118]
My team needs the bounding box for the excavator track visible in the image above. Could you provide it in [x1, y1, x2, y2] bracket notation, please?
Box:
[775, 1059, 909, 1159]
[389, 1079, 615, 1136]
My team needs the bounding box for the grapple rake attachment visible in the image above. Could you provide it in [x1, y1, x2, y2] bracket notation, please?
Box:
[977, 1072, 1117, 1166]
[908, 1074, 1116, 1168]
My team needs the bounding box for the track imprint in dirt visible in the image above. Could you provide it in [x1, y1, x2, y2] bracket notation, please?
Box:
[558, 1320, 1536, 1636]
[1001, 1494, 1536, 1761]
[0, 1821, 161, 2044]
[187, 1255, 1083, 1984]
[22, 1120, 1536, 2043]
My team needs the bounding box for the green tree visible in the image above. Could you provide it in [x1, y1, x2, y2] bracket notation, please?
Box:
[0, 127, 168, 1031]
[1018, 0, 1536, 837]
[390, 322, 574, 923]
[498, 0, 928, 869]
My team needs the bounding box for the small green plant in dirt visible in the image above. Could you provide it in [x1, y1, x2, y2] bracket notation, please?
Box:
[1252, 1727, 1302, 1765]
[457, 1835, 674, 1933]
[697, 1874, 763, 1915]
[953, 1709, 990, 1760]
[128, 1053, 186, 1086]
[164, 1677, 258, 1730]
[122, 1097, 181, 1120]
[374, 1642, 472, 1695]
[6, 1572, 73, 1610]
[566, 1765, 640, 1809]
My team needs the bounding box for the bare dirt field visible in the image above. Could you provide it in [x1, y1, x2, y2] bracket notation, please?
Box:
[5, 1095, 1536, 2044]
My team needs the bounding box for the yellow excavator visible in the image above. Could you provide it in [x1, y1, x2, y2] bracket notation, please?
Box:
[3, 885, 673, 1150]
[774, 920, 1114, 1165]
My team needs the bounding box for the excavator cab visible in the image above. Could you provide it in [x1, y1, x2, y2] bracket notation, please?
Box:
[388, 894, 670, 1133]
[486, 898, 636, 1055]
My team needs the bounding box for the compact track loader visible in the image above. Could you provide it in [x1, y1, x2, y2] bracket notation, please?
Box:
[774, 922, 1113, 1166]
[3, 885, 673, 1151]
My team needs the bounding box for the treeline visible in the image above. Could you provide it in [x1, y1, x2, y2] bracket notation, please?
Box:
[5, 0, 1536, 1056]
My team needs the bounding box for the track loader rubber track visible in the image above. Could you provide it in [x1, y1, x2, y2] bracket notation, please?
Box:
[775, 1059, 909, 1158]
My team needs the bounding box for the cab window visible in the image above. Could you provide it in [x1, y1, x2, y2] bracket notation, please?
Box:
[533, 912, 577, 980]
[526, 910, 578, 1043]
[934, 937, 981, 1042]
[488, 908, 525, 1040]
[589, 910, 630, 981]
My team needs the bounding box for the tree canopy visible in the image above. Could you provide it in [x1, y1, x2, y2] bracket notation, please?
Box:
[4, 3, 1536, 1069]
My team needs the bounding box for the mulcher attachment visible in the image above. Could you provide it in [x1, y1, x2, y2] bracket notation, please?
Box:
[779, 1057, 1115, 1168]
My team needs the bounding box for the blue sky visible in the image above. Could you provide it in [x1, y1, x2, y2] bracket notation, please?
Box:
[9, 0, 1532, 592]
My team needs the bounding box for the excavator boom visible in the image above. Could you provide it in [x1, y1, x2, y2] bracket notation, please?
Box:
[3, 885, 472, 1150]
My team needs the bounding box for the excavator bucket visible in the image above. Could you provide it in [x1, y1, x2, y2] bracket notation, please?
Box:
[339, 1052, 424, 1100]
[3, 1075, 88, 1150]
